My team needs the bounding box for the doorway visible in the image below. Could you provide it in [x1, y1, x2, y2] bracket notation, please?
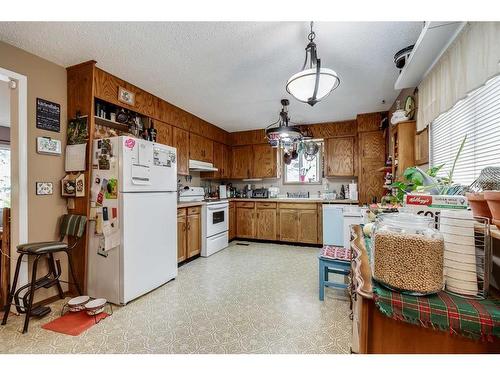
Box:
[0, 67, 28, 307]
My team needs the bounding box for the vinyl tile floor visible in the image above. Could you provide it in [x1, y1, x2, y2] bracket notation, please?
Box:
[0, 241, 352, 354]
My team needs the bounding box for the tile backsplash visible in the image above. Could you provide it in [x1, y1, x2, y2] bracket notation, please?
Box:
[181, 172, 356, 198]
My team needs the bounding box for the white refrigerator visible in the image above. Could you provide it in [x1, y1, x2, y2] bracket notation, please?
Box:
[87, 136, 178, 305]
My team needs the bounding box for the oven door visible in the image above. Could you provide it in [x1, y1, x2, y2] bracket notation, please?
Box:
[206, 203, 229, 237]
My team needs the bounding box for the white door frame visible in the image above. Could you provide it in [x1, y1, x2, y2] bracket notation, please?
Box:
[0, 66, 28, 286]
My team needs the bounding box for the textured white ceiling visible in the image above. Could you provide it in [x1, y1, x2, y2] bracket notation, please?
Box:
[0, 22, 422, 132]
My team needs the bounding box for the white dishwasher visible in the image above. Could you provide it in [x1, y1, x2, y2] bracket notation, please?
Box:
[322, 204, 363, 248]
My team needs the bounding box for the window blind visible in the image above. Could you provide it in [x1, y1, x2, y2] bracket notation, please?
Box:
[430, 74, 500, 186]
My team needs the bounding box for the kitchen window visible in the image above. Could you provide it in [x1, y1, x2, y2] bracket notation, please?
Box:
[430, 74, 500, 186]
[283, 143, 322, 184]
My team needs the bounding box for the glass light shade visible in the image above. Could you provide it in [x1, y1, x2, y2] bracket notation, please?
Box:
[286, 67, 340, 105]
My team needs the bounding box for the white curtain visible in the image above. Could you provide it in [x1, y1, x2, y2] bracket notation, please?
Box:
[417, 22, 500, 131]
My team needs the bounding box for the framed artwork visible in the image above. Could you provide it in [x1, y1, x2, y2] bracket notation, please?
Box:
[36, 98, 60, 132]
[118, 86, 135, 106]
[37, 137, 62, 155]
[36, 182, 53, 195]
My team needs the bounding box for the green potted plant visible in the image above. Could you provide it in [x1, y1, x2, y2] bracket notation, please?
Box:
[391, 136, 467, 202]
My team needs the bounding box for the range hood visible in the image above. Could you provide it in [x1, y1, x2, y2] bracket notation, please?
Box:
[188, 159, 218, 172]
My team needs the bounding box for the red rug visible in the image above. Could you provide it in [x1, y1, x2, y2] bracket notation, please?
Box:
[42, 311, 109, 336]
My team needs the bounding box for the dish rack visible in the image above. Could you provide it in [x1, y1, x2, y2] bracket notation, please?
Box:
[437, 214, 492, 299]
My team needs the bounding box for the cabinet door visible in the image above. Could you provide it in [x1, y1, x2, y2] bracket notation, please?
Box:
[231, 145, 253, 179]
[253, 144, 278, 178]
[177, 212, 187, 263]
[155, 120, 173, 146]
[359, 130, 385, 162]
[189, 133, 213, 163]
[415, 127, 429, 166]
[187, 213, 201, 258]
[236, 207, 255, 238]
[222, 144, 232, 179]
[173, 127, 189, 175]
[298, 209, 318, 244]
[256, 208, 277, 240]
[229, 206, 236, 240]
[325, 136, 355, 177]
[201, 142, 223, 179]
[359, 161, 386, 205]
[279, 209, 298, 242]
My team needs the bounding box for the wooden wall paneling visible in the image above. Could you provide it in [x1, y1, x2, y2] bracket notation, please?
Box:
[153, 119, 173, 146]
[66, 60, 96, 295]
[299, 120, 358, 138]
[357, 112, 383, 133]
[173, 127, 190, 175]
[230, 129, 267, 146]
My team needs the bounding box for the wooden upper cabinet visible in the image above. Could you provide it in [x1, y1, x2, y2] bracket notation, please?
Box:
[173, 127, 189, 175]
[357, 112, 383, 133]
[154, 119, 173, 146]
[232, 145, 253, 179]
[252, 144, 280, 178]
[201, 142, 226, 179]
[222, 144, 232, 179]
[359, 130, 386, 162]
[415, 127, 429, 166]
[189, 133, 213, 163]
[325, 136, 356, 177]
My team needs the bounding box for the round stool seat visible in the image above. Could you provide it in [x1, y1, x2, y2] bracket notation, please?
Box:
[17, 241, 68, 254]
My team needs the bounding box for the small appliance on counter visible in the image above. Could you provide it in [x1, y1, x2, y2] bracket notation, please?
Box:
[179, 186, 205, 202]
[219, 185, 227, 199]
[252, 188, 269, 199]
[268, 186, 280, 198]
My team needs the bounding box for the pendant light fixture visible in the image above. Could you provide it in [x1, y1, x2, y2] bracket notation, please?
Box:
[286, 22, 340, 106]
[265, 99, 306, 148]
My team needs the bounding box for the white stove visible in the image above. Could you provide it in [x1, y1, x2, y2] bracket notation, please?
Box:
[202, 199, 229, 257]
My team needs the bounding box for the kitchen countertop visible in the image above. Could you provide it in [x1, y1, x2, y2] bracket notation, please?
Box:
[229, 198, 359, 204]
[177, 201, 206, 208]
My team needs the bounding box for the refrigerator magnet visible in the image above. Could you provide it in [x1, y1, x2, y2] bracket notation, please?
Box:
[105, 178, 118, 199]
[102, 207, 109, 221]
[96, 190, 104, 206]
[112, 207, 117, 219]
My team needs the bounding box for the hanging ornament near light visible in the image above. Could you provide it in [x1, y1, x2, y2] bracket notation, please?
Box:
[286, 21, 340, 106]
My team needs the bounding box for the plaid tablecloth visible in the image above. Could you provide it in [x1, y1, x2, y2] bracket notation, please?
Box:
[364, 232, 500, 340]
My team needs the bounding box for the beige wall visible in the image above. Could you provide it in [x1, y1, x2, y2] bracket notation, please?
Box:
[0, 41, 69, 301]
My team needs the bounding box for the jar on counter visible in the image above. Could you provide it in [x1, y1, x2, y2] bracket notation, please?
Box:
[371, 212, 444, 295]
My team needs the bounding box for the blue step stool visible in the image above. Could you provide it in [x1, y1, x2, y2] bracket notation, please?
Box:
[318, 246, 352, 301]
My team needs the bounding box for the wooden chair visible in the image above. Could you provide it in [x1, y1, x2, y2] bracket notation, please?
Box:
[318, 245, 351, 301]
[1, 214, 86, 333]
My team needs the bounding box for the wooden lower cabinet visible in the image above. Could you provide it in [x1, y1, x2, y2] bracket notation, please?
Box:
[236, 202, 256, 238]
[177, 206, 201, 262]
[256, 203, 277, 240]
[232, 201, 321, 244]
[297, 209, 319, 244]
[279, 209, 298, 242]
[229, 202, 236, 240]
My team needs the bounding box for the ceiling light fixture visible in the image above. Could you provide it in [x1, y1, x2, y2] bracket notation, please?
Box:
[265, 99, 306, 148]
[286, 21, 340, 106]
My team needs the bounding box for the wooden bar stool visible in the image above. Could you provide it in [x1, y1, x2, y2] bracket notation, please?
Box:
[1, 214, 86, 333]
[318, 245, 352, 301]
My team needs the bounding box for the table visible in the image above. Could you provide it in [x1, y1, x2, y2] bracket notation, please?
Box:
[349, 224, 500, 354]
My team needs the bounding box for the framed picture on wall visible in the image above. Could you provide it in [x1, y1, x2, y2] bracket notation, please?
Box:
[36, 98, 61, 132]
[36, 182, 53, 195]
